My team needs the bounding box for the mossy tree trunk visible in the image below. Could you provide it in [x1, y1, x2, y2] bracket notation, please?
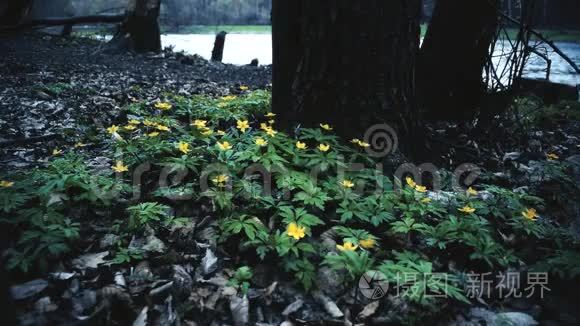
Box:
[418, 0, 500, 120]
[272, 0, 422, 142]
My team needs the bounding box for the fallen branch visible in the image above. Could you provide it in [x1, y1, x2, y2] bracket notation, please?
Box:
[498, 11, 580, 75]
[0, 14, 125, 33]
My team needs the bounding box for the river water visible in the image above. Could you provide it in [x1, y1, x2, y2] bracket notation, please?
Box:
[161, 33, 579, 87]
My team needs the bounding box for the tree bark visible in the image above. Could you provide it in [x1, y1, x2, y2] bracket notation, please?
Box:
[109, 0, 162, 53]
[418, 0, 500, 120]
[0, 0, 32, 26]
[272, 0, 422, 143]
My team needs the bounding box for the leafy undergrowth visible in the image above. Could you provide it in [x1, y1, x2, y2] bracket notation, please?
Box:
[2, 90, 579, 324]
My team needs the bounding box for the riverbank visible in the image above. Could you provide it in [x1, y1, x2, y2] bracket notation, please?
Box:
[2, 33, 580, 326]
[163, 24, 580, 43]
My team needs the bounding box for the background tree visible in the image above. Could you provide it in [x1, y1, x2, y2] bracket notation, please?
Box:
[109, 0, 161, 53]
[272, 0, 423, 143]
[418, 0, 500, 120]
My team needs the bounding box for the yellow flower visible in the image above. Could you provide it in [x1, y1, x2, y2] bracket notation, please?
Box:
[255, 137, 268, 147]
[239, 85, 249, 91]
[156, 124, 170, 132]
[221, 95, 237, 101]
[405, 177, 416, 188]
[467, 187, 478, 196]
[268, 120, 275, 125]
[217, 141, 233, 151]
[106, 125, 120, 134]
[357, 141, 370, 148]
[237, 120, 250, 133]
[74, 142, 86, 148]
[192, 119, 207, 128]
[148, 132, 160, 137]
[341, 179, 355, 189]
[217, 130, 226, 136]
[143, 120, 156, 126]
[52, 149, 63, 156]
[112, 161, 128, 173]
[0, 180, 14, 188]
[415, 185, 427, 193]
[265, 128, 277, 137]
[320, 123, 333, 131]
[212, 174, 229, 186]
[155, 102, 172, 110]
[296, 141, 307, 150]
[318, 144, 330, 152]
[546, 153, 559, 161]
[177, 141, 190, 154]
[458, 205, 476, 214]
[200, 128, 214, 136]
[359, 238, 375, 249]
[265, 112, 276, 118]
[129, 119, 141, 125]
[421, 197, 432, 204]
[522, 208, 538, 221]
[124, 125, 137, 131]
[336, 241, 358, 252]
[287, 223, 306, 240]
[351, 138, 361, 144]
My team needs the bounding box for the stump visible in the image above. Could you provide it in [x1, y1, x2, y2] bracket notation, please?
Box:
[211, 31, 227, 62]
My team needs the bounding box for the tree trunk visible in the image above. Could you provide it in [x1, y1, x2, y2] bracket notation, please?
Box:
[0, 0, 32, 26]
[110, 0, 161, 53]
[211, 31, 227, 62]
[418, 0, 500, 120]
[272, 0, 422, 143]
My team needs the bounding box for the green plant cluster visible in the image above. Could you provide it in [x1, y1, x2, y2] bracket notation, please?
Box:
[1, 89, 578, 314]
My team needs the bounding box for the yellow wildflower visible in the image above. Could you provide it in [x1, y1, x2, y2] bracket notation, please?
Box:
[129, 119, 141, 125]
[359, 238, 375, 249]
[143, 120, 156, 126]
[405, 177, 416, 188]
[265, 128, 277, 137]
[268, 120, 275, 125]
[458, 205, 476, 214]
[200, 128, 214, 136]
[221, 95, 237, 101]
[421, 197, 432, 204]
[415, 185, 427, 193]
[546, 153, 559, 161]
[212, 174, 229, 186]
[106, 125, 120, 134]
[217, 141, 233, 151]
[522, 208, 538, 221]
[0, 180, 14, 188]
[357, 141, 370, 148]
[237, 120, 250, 133]
[74, 142, 86, 148]
[320, 123, 333, 131]
[287, 223, 306, 240]
[156, 124, 170, 132]
[112, 161, 128, 173]
[341, 179, 355, 189]
[467, 187, 478, 196]
[148, 132, 160, 137]
[124, 125, 137, 131]
[296, 141, 307, 150]
[336, 241, 358, 252]
[155, 102, 172, 110]
[239, 85, 249, 91]
[52, 149, 63, 156]
[265, 112, 276, 118]
[192, 119, 207, 128]
[177, 141, 190, 154]
[318, 144, 330, 152]
[217, 130, 226, 136]
[255, 137, 268, 147]
[351, 138, 361, 144]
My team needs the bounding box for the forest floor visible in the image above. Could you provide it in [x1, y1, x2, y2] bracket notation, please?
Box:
[1, 33, 580, 325]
